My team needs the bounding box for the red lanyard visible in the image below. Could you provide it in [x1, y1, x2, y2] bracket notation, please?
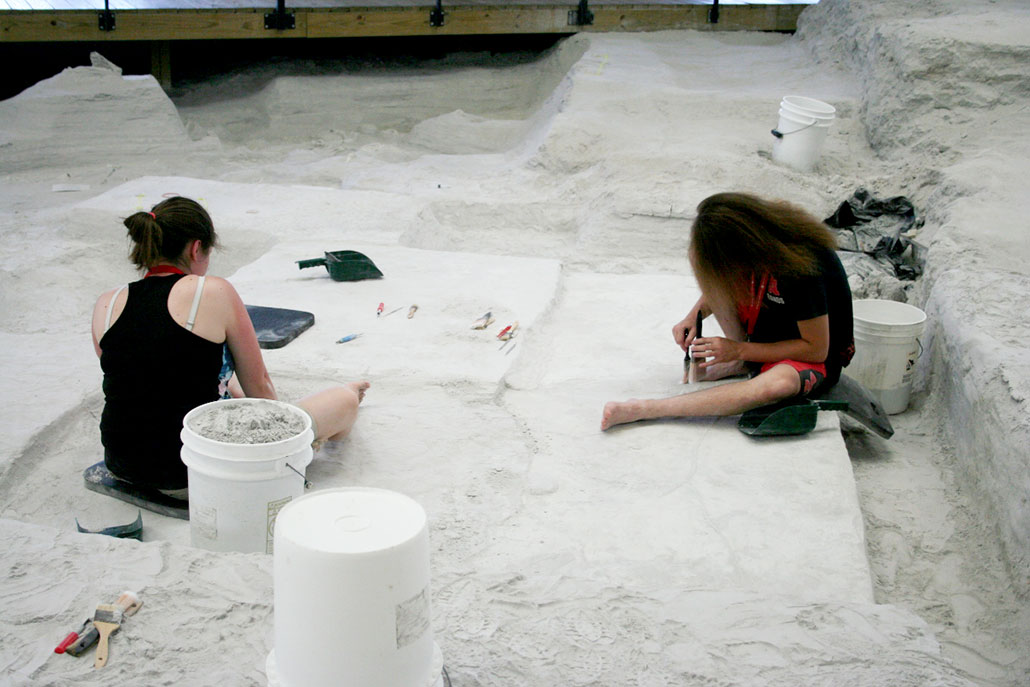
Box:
[741, 273, 769, 339]
[144, 265, 186, 278]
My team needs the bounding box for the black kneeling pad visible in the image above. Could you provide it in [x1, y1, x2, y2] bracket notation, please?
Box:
[83, 461, 189, 520]
[246, 305, 315, 349]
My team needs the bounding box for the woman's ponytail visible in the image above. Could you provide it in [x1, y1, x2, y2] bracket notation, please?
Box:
[124, 211, 165, 269]
[122, 197, 217, 271]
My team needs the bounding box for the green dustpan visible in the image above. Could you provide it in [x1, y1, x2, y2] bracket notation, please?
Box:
[297, 250, 383, 281]
[738, 398, 849, 437]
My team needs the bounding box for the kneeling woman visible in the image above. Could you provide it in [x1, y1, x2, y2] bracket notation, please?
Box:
[91, 196, 369, 497]
[602, 192, 854, 430]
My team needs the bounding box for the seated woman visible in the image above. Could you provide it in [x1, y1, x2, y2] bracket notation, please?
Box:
[602, 192, 854, 430]
[91, 196, 369, 498]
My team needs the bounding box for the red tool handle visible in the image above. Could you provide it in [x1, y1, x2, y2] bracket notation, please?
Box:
[54, 632, 79, 654]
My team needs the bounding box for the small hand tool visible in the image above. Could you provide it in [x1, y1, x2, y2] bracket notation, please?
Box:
[686, 311, 703, 384]
[471, 311, 494, 330]
[91, 605, 123, 669]
[336, 333, 363, 344]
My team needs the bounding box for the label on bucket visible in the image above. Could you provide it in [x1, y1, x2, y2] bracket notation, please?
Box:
[395, 587, 431, 649]
[265, 496, 293, 554]
[193, 504, 217, 540]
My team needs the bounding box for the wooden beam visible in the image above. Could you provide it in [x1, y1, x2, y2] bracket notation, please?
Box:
[1, 4, 805, 43]
[150, 37, 170, 87]
[307, 7, 572, 38]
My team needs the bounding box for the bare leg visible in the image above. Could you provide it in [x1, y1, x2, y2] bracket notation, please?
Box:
[297, 381, 370, 442]
[602, 364, 800, 430]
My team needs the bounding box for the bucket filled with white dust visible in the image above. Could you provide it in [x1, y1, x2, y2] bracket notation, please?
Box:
[181, 398, 314, 553]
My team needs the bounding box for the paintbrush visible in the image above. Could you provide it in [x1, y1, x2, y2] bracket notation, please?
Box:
[686, 311, 703, 384]
[66, 590, 141, 658]
[471, 311, 494, 330]
[92, 603, 123, 668]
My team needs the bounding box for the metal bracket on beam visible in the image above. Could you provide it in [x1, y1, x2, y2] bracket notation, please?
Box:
[429, 0, 445, 27]
[568, 0, 594, 26]
[708, 0, 720, 24]
[98, 0, 115, 31]
[265, 0, 296, 30]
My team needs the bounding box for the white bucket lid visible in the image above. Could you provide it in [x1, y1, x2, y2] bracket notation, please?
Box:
[853, 299, 927, 329]
[276, 487, 428, 554]
[780, 99, 836, 123]
[778, 107, 832, 130]
[782, 95, 836, 116]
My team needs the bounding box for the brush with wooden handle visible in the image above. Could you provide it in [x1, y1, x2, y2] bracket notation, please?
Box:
[92, 603, 123, 669]
[66, 590, 141, 657]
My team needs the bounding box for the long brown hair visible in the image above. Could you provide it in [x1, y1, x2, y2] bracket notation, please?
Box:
[689, 192, 837, 307]
[123, 196, 217, 270]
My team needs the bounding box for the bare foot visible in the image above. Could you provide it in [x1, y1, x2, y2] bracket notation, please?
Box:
[347, 380, 370, 403]
[601, 400, 644, 431]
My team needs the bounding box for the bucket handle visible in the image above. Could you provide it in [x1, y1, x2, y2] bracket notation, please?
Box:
[771, 121, 817, 139]
[286, 462, 312, 489]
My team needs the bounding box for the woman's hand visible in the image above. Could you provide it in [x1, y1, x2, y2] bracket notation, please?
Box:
[691, 336, 743, 368]
[673, 298, 707, 352]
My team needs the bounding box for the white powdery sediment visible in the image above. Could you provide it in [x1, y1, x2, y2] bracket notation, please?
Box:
[188, 400, 306, 444]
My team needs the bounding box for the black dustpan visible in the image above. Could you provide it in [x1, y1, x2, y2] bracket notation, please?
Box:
[738, 398, 849, 437]
[296, 250, 383, 281]
[814, 374, 894, 439]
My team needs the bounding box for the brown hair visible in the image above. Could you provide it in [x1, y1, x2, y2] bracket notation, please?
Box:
[689, 192, 837, 308]
[123, 196, 217, 270]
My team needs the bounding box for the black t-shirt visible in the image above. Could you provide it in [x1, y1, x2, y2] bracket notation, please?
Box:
[99, 275, 223, 490]
[748, 249, 854, 385]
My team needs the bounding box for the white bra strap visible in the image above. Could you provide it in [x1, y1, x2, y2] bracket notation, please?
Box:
[186, 276, 206, 332]
[104, 285, 128, 333]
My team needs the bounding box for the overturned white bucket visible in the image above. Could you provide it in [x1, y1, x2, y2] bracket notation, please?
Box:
[849, 299, 927, 415]
[266, 487, 444, 687]
[181, 398, 313, 553]
[771, 95, 835, 172]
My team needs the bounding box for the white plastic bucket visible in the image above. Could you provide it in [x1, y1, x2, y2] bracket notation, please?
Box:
[849, 299, 927, 414]
[771, 96, 835, 172]
[180, 398, 313, 554]
[266, 487, 444, 687]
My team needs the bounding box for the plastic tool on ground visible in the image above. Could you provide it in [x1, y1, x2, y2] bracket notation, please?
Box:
[55, 619, 92, 654]
[471, 311, 494, 330]
[296, 250, 383, 282]
[336, 333, 362, 344]
[246, 305, 314, 349]
[75, 510, 143, 541]
[83, 462, 189, 520]
[66, 591, 142, 658]
[738, 398, 850, 437]
[814, 373, 895, 439]
[737, 374, 894, 438]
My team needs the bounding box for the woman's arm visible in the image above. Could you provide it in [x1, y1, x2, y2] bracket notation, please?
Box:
[208, 278, 277, 399]
[90, 287, 125, 358]
[694, 314, 830, 368]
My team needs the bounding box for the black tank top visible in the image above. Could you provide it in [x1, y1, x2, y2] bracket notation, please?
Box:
[99, 275, 224, 490]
